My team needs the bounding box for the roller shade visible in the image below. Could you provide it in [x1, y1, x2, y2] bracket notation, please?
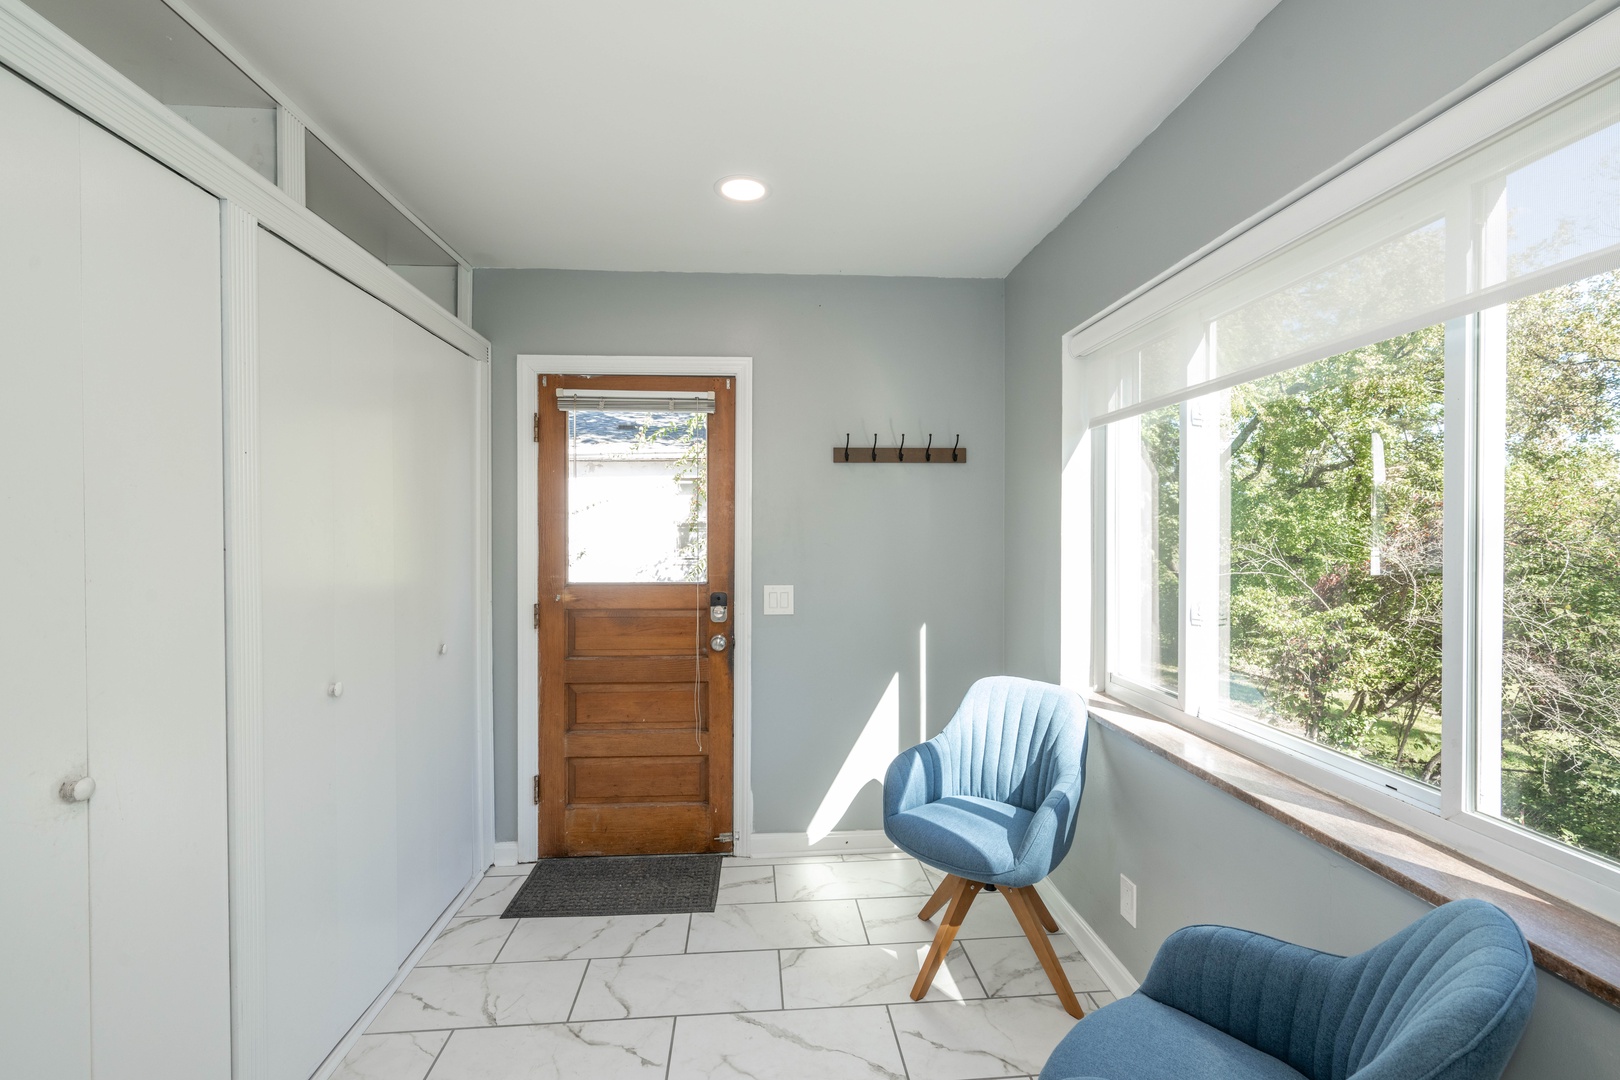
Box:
[555, 389, 716, 413]
[1076, 73, 1620, 426]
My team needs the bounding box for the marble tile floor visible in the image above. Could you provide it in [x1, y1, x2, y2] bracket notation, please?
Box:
[334, 853, 1115, 1080]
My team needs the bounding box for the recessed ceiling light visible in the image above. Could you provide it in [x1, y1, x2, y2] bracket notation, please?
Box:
[717, 176, 768, 202]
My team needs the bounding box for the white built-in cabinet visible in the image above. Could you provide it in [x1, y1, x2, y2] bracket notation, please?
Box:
[0, 66, 231, 1079]
[1, 62, 484, 1080]
[257, 235, 480, 1080]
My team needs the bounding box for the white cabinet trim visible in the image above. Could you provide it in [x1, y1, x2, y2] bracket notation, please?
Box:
[221, 201, 268, 1080]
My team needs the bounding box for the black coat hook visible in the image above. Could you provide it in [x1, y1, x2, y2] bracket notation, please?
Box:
[871, 434, 878, 461]
[952, 434, 960, 462]
[844, 433, 850, 462]
[925, 434, 933, 462]
[898, 434, 905, 461]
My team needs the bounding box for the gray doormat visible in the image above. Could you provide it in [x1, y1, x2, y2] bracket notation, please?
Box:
[501, 854, 723, 919]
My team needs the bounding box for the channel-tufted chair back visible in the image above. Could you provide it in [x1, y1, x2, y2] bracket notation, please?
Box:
[932, 675, 1087, 812]
[1138, 899, 1537, 1080]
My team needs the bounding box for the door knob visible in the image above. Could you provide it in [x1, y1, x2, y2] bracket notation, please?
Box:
[59, 776, 96, 803]
[709, 634, 728, 652]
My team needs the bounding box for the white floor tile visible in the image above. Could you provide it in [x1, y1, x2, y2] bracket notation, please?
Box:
[686, 900, 867, 952]
[961, 935, 1109, 997]
[458, 875, 525, 916]
[367, 961, 585, 1032]
[498, 913, 690, 961]
[428, 1019, 672, 1079]
[669, 1006, 906, 1080]
[420, 916, 516, 967]
[780, 942, 985, 1008]
[718, 864, 777, 904]
[1087, 989, 1118, 1008]
[570, 950, 782, 1020]
[482, 864, 533, 877]
[774, 859, 932, 902]
[841, 850, 911, 861]
[857, 892, 1024, 944]
[889, 995, 1078, 1080]
[329, 1031, 448, 1080]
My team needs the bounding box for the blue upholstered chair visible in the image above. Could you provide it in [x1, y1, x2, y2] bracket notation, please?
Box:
[883, 675, 1090, 1017]
[1040, 899, 1537, 1080]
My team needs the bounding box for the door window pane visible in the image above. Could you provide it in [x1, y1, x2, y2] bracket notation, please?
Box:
[1492, 271, 1620, 861]
[566, 410, 707, 583]
[1107, 405, 1180, 696]
[1216, 325, 1446, 784]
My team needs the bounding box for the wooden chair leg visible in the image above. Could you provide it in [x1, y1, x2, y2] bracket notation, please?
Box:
[1027, 884, 1061, 933]
[918, 873, 959, 922]
[1004, 886, 1085, 1019]
[911, 877, 981, 1001]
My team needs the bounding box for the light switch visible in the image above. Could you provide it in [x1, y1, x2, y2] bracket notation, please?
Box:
[763, 585, 794, 615]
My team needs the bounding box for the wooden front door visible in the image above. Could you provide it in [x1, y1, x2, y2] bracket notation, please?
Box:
[537, 374, 735, 856]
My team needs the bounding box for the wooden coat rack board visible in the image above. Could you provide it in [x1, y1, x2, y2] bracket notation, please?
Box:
[833, 434, 967, 464]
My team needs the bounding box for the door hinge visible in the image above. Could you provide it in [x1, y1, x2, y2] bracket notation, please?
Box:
[714, 832, 737, 843]
[533, 412, 540, 442]
[533, 602, 540, 630]
[533, 774, 541, 805]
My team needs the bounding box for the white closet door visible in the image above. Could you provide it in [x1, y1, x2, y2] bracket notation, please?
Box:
[260, 233, 402, 1080]
[78, 121, 230, 1080]
[0, 66, 227, 1080]
[0, 65, 92, 1080]
[392, 313, 479, 957]
[259, 232, 482, 1078]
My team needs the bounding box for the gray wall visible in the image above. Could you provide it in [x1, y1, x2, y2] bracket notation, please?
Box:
[1005, 0, 1620, 1075]
[475, 269, 1006, 842]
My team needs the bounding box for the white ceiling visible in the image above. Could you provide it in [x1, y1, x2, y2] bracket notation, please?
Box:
[184, 0, 1279, 277]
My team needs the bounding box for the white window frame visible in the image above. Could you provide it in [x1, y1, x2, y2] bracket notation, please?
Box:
[1067, 7, 1620, 926]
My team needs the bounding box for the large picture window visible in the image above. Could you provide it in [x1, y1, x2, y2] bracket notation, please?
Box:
[1081, 56, 1620, 901]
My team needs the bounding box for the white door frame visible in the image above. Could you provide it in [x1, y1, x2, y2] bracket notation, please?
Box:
[514, 355, 754, 861]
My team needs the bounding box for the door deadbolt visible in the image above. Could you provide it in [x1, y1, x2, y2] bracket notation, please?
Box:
[709, 634, 728, 652]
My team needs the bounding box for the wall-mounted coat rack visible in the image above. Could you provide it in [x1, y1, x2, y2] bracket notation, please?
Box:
[833, 433, 967, 464]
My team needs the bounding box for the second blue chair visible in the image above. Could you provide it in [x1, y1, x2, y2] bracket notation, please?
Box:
[883, 675, 1090, 1017]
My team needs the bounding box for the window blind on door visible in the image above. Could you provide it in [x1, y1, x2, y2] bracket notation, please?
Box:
[554, 388, 716, 413]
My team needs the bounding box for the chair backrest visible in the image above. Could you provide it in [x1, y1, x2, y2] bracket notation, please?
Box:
[936, 676, 1087, 812]
[1143, 899, 1535, 1080]
[1325, 899, 1536, 1080]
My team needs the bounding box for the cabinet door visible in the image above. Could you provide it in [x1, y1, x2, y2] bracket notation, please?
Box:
[392, 317, 479, 956]
[0, 66, 93, 1080]
[78, 120, 229, 1080]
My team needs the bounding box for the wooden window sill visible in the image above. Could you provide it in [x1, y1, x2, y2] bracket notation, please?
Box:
[1085, 694, 1620, 1009]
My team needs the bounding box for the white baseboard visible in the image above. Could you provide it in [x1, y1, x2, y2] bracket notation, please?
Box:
[745, 830, 896, 859]
[307, 868, 483, 1080]
[492, 840, 519, 867]
[1035, 879, 1140, 999]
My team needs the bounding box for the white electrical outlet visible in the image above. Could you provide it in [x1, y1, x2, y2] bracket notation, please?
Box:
[763, 585, 794, 615]
[1120, 874, 1138, 928]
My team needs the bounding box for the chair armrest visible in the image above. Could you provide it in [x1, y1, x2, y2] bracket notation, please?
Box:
[1139, 924, 1341, 1055]
[884, 741, 943, 819]
[1011, 772, 1081, 876]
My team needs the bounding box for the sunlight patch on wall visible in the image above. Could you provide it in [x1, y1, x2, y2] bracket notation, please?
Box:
[808, 673, 900, 844]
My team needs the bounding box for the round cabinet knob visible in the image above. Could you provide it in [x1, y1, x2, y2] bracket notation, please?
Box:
[328, 681, 344, 698]
[59, 776, 96, 803]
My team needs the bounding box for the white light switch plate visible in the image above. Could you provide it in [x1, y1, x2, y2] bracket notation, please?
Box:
[763, 585, 794, 615]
